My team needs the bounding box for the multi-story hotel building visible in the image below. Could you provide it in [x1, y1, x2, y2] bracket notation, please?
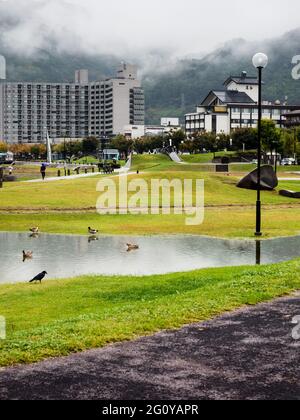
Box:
[89, 64, 144, 138]
[0, 63, 144, 143]
[185, 71, 300, 136]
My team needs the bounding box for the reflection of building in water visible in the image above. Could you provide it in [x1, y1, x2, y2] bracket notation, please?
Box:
[74, 236, 90, 255]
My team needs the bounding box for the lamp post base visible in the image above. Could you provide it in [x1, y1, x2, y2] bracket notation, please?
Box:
[255, 200, 262, 237]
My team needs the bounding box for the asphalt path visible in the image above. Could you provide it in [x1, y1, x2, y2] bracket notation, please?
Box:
[1, 293, 300, 400]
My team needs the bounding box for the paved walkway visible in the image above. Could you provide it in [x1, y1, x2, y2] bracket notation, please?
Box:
[24, 169, 132, 183]
[1, 294, 300, 400]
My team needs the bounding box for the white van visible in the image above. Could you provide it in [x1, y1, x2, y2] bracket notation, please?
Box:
[281, 158, 296, 166]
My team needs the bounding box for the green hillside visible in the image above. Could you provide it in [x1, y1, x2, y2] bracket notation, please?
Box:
[1, 29, 300, 124]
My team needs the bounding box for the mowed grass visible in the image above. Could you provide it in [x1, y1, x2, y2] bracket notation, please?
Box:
[0, 207, 300, 238]
[1, 168, 300, 209]
[230, 164, 300, 174]
[0, 174, 106, 209]
[0, 259, 300, 367]
[0, 154, 299, 238]
[181, 152, 235, 164]
[3, 164, 58, 181]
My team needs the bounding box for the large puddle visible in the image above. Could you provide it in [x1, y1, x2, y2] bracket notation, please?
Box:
[0, 232, 300, 284]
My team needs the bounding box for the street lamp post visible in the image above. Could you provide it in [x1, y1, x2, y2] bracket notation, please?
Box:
[252, 52, 268, 237]
[294, 128, 298, 164]
[63, 134, 67, 162]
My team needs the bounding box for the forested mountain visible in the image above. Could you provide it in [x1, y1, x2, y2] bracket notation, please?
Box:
[1, 28, 299, 124]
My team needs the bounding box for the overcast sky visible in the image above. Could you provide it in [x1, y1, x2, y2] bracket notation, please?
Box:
[0, 0, 299, 59]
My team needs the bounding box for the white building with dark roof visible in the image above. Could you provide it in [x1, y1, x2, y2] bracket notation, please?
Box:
[185, 72, 300, 136]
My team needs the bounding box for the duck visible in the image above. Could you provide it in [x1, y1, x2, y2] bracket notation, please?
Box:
[29, 227, 39, 234]
[88, 227, 99, 235]
[23, 250, 33, 261]
[126, 243, 139, 252]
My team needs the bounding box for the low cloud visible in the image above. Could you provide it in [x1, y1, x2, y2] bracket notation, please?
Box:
[0, 0, 299, 72]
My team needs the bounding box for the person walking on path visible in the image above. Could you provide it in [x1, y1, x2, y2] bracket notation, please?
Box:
[40, 163, 47, 180]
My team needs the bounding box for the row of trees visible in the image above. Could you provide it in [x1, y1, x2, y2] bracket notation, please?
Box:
[180, 121, 300, 158]
[110, 123, 299, 159]
[0, 137, 100, 160]
[1, 122, 299, 161]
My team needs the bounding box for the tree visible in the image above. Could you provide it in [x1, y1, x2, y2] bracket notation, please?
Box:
[0, 142, 8, 152]
[260, 120, 283, 161]
[231, 128, 257, 151]
[54, 141, 83, 158]
[30, 144, 47, 160]
[134, 136, 164, 154]
[82, 137, 99, 155]
[110, 135, 133, 159]
[168, 129, 186, 150]
[179, 140, 196, 154]
[281, 129, 295, 157]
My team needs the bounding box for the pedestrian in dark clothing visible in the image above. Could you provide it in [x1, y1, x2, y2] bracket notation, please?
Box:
[40, 163, 47, 180]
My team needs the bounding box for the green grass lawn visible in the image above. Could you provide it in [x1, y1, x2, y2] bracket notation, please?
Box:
[0, 207, 299, 238]
[230, 164, 300, 174]
[3, 164, 58, 181]
[1, 166, 299, 210]
[1, 155, 299, 368]
[72, 156, 99, 164]
[131, 154, 179, 172]
[0, 259, 299, 367]
[181, 153, 214, 164]
[181, 152, 236, 164]
[0, 154, 299, 238]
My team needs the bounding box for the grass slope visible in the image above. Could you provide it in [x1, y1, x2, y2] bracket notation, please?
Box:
[1, 169, 299, 210]
[0, 154, 299, 238]
[0, 207, 300, 238]
[0, 259, 299, 367]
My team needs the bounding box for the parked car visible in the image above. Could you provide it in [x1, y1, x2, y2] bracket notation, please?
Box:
[281, 158, 296, 166]
[251, 159, 258, 165]
[0, 151, 14, 164]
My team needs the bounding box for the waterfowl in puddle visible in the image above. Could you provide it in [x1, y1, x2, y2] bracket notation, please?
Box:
[23, 250, 33, 261]
[127, 243, 139, 252]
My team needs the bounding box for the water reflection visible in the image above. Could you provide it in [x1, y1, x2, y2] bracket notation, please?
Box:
[256, 240, 261, 265]
[0, 233, 299, 284]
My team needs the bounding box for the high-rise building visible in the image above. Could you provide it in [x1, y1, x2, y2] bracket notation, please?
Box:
[89, 63, 145, 138]
[0, 63, 144, 143]
[75, 69, 89, 85]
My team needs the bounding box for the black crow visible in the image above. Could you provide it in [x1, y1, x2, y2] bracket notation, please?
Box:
[29, 271, 47, 283]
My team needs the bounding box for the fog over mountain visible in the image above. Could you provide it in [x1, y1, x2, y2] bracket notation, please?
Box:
[0, 0, 300, 123]
[1, 0, 300, 65]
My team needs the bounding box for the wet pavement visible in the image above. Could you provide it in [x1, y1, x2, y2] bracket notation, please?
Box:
[1, 293, 300, 400]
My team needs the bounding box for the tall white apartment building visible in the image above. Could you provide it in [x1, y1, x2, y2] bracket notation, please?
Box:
[89, 64, 144, 137]
[0, 63, 144, 143]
